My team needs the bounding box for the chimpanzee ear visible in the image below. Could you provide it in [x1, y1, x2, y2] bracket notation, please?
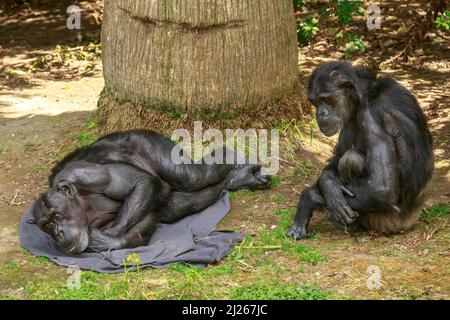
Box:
[330, 70, 365, 107]
[57, 180, 78, 198]
[330, 70, 354, 89]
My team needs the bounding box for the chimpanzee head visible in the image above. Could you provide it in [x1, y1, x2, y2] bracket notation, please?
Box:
[307, 61, 375, 136]
[29, 181, 89, 253]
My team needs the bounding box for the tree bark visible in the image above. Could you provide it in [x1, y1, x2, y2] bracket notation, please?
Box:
[98, 0, 307, 132]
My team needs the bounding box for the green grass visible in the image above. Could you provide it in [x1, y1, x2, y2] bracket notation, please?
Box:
[25, 271, 135, 300]
[30, 256, 51, 265]
[229, 189, 254, 200]
[273, 208, 294, 218]
[292, 160, 317, 178]
[422, 202, 450, 218]
[1, 261, 20, 271]
[270, 176, 281, 188]
[288, 245, 327, 264]
[85, 119, 97, 130]
[76, 132, 98, 146]
[229, 282, 330, 300]
[232, 209, 327, 265]
[271, 194, 285, 203]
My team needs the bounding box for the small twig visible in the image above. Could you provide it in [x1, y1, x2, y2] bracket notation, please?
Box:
[278, 157, 298, 167]
[426, 222, 446, 242]
[240, 245, 282, 250]
[9, 190, 22, 206]
[236, 260, 255, 270]
[292, 188, 301, 195]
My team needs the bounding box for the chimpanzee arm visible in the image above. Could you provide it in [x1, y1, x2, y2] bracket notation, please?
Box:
[317, 167, 357, 225]
[57, 162, 161, 237]
[342, 108, 399, 213]
[52, 161, 111, 192]
[101, 164, 162, 237]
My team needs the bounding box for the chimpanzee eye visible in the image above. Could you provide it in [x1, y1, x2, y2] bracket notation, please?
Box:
[323, 97, 333, 105]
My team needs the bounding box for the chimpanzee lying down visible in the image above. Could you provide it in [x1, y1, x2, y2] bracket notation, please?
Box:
[288, 61, 434, 239]
[29, 130, 270, 253]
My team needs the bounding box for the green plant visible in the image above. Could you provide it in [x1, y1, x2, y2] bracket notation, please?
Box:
[422, 202, 449, 218]
[342, 32, 366, 58]
[293, 0, 307, 10]
[76, 132, 98, 146]
[333, 0, 365, 24]
[122, 252, 142, 274]
[435, 11, 450, 31]
[30, 43, 101, 69]
[296, 18, 319, 46]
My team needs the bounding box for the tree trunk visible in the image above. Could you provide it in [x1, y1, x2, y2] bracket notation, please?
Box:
[98, 0, 308, 133]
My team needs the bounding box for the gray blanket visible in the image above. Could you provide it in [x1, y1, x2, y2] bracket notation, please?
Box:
[19, 192, 243, 273]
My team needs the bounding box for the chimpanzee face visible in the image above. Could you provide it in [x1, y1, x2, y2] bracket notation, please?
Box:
[31, 182, 89, 253]
[307, 89, 343, 137]
[307, 65, 357, 137]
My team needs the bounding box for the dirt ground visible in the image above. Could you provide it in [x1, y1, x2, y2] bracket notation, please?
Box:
[0, 2, 449, 300]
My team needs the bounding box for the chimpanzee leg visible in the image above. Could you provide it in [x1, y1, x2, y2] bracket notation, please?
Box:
[287, 185, 326, 240]
[158, 180, 229, 223]
[154, 145, 237, 192]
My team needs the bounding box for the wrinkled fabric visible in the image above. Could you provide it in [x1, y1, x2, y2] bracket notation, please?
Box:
[19, 192, 243, 273]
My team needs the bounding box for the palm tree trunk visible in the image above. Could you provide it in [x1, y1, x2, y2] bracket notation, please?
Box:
[98, 0, 307, 133]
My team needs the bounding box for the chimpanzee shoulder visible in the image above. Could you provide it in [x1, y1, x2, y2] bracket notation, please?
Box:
[49, 145, 95, 186]
[48, 130, 172, 187]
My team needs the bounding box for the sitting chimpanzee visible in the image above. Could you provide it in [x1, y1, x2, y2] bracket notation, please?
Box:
[29, 130, 271, 253]
[288, 61, 434, 239]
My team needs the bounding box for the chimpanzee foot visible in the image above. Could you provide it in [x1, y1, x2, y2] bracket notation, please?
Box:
[226, 164, 271, 191]
[287, 223, 312, 240]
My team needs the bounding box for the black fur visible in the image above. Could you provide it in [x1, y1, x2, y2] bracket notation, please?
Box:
[288, 61, 434, 239]
[35, 130, 271, 253]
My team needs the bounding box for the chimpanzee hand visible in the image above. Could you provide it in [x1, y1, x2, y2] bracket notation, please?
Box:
[287, 223, 312, 240]
[102, 225, 127, 237]
[87, 227, 123, 252]
[226, 164, 271, 191]
[327, 195, 359, 226]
